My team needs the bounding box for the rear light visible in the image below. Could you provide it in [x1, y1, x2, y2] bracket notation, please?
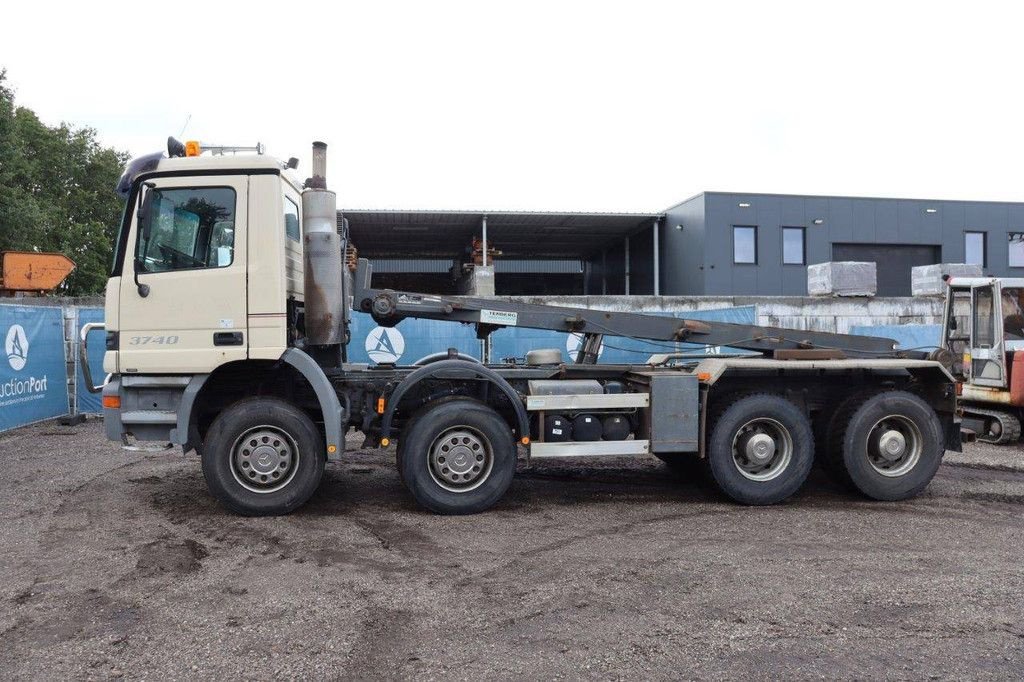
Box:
[955, 382, 963, 396]
[102, 395, 121, 409]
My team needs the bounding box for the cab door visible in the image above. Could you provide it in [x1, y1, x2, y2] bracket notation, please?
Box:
[118, 176, 248, 373]
[969, 282, 1007, 387]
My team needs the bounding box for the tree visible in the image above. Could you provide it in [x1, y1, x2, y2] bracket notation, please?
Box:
[0, 70, 129, 295]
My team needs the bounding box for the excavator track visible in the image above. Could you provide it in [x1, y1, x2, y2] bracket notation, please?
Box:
[966, 406, 1023, 444]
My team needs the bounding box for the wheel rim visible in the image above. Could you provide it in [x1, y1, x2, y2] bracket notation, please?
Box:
[427, 426, 493, 493]
[230, 426, 300, 494]
[866, 415, 922, 477]
[731, 417, 793, 482]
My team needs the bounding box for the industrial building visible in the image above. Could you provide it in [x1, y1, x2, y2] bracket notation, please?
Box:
[343, 192, 1024, 297]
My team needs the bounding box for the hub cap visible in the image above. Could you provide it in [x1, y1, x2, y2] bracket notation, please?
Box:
[428, 427, 493, 493]
[732, 418, 793, 482]
[230, 426, 299, 493]
[867, 415, 922, 477]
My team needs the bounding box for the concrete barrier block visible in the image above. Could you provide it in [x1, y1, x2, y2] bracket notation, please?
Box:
[808, 262, 877, 297]
[911, 263, 983, 296]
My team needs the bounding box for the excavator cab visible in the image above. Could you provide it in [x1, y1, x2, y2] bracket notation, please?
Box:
[944, 276, 1024, 443]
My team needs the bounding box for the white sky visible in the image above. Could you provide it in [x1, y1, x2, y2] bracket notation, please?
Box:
[3, 1, 1023, 212]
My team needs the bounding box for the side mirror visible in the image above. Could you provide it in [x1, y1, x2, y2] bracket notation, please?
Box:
[133, 183, 156, 298]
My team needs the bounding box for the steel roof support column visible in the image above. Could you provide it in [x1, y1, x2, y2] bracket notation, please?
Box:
[481, 215, 488, 267]
[653, 218, 661, 296]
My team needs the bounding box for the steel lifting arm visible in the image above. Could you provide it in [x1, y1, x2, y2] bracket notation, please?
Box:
[352, 259, 910, 359]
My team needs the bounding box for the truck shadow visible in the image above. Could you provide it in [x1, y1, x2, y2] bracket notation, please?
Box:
[304, 454, 857, 515]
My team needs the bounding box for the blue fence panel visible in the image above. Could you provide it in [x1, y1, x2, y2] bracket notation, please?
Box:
[348, 306, 755, 366]
[0, 304, 70, 431]
[77, 307, 106, 414]
[348, 312, 480, 365]
[849, 324, 942, 351]
[491, 305, 758, 363]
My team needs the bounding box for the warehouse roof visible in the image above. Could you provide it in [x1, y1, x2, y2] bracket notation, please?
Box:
[339, 209, 663, 259]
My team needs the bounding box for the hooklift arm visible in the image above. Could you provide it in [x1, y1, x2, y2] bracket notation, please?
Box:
[352, 259, 915, 360]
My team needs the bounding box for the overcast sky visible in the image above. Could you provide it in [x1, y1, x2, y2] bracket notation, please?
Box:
[3, 1, 1022, 212]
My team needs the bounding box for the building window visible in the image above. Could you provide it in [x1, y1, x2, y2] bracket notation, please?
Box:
[965, 231, 986, 267]
[284, 195, 301, 242]
[733, 226, 757, 264]
[782, 227, 805, 265]
[1010, 233, 1024, 267]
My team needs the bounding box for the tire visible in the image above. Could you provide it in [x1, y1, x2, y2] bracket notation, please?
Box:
[706, 393, 815, 505]
[201, 397, 325, 516]
[833, 390, 944, 501]
[398, 399, 516, 515]
[821, 390, 876, 484]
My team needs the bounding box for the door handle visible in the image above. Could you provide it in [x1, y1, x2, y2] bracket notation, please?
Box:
[214, 332, 244, 346]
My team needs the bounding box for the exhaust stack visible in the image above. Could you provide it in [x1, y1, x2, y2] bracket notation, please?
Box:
[302, 142, 344, 355]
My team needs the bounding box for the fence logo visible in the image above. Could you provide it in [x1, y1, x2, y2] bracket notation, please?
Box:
[5, 324, 29, 371]
[366, 326, 405, 364]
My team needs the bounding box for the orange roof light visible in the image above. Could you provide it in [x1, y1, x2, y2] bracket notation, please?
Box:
[184, 140, 201, 157]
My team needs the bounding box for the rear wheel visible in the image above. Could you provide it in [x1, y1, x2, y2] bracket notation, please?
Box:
[201, 397, 325, 516]
[398, 399, 516, 514]
[833, 390, 944, 501]
[706, 394, 814, 505]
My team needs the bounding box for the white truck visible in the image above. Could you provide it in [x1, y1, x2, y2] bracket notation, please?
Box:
[81, 138, 961, 516]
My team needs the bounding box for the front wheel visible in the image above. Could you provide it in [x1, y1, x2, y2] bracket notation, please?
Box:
[201, 397, 325, 516]
[397, 399, 516, 514]
[706, 393, 815, 505]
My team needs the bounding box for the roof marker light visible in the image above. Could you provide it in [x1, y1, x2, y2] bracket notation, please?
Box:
[738, 202, 751, 208]
[925, 208, 938, 213]
[185, 140, 201, 157]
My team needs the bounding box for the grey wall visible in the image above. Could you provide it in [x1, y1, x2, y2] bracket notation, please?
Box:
[663, 192, 1024, 296]
[663, 194, 706, 295]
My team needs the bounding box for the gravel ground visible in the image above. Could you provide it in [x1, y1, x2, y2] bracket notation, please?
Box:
[0, 419, 1022, 680]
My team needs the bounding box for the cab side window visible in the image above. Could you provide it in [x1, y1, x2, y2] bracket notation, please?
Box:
[285, 196, 300, 242]
[136, 187, 236, 272]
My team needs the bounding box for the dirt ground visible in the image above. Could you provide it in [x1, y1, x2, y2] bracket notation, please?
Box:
[0, 419, 1022, 680]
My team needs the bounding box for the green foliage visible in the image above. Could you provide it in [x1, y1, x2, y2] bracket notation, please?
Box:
[0, 70, 129, 295]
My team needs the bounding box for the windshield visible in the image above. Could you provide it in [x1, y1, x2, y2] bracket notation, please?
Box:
[135, 187, 236, 272]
